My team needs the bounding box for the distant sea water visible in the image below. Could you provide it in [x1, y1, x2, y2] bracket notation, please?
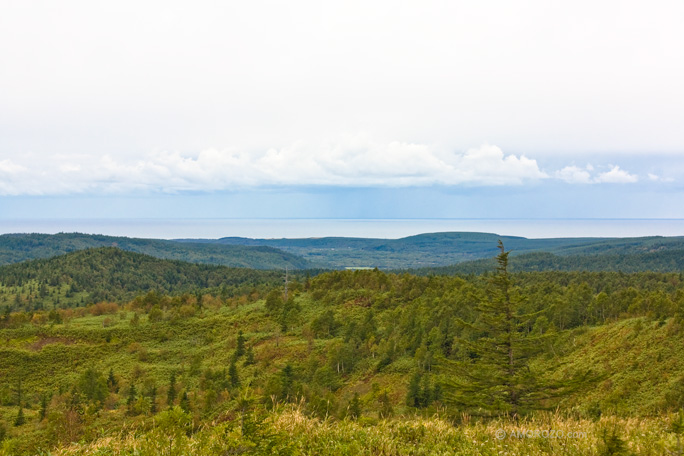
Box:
[1, 219, 684, 240]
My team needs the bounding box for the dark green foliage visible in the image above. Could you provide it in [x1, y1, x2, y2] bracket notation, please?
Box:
[599, 426, 630, 456]
[406, 373, 440, 408]
[265, 289, 301, 330]
[229, 361, 240, 388]
[167, 372, 177, 408]
[347, 392, 361, 420]
[236, 394, 296, 455]
[265, 289, 284, 314]
[266, 364, 298, 403]
[406, 373, 422, 407]
[199, 231, 684, 270]
[416, 249, 684, 275]
[235, 330, 245, 358]
[148, 306, 163, 322]
[0, 247, 315, 311]
[443, 242, 549, 416]
[244, 346, 255, 366]
[278, 296, 300, 331]
[75, 368, 108, 407]
[311, 310, 340, 338]
[39, 393, 48, 421]
[107, 369, 119, 393]
[14, 406, 25, 426]
[0, 232, 311, 269]
[127, 384, 137, 415]
[179, 391, 190, 413]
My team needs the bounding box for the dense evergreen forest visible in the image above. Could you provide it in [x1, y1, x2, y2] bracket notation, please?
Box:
[1, 243, 684, 454]
[411, 249, 684, 274]
[0, 248, 320, 312]
[0, 233, 310, 269]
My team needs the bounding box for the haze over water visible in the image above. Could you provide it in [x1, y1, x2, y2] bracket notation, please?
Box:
[1, 218, 683, 240]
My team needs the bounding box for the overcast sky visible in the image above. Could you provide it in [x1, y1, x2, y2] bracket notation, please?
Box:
[1, 1, 683, 223]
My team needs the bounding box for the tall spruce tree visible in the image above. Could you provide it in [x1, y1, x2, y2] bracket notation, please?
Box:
[235, 330, 246, 358]
[443, 241, 549, 416]
[167, 372, 177, 408]
[14, 407, 25, 427]
[127, 384, 137, 415]
[180, 391, 190, 413]
[229, 361, 240, 388]
[39, 394, 48, 421]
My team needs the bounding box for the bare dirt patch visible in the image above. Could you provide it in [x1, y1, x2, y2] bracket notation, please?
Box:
[28, 337, 74, 351]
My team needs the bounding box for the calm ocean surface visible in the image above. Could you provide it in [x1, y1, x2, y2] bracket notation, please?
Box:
[1, 219, 684, 240]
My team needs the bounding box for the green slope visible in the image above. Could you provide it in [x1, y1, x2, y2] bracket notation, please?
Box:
[0, 247, 306, 310]
[0, 232, 311, 269]
[548, 317, 684, 415]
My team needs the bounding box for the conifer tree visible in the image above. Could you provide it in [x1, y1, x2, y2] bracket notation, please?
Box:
[127, 384, 137, 415]
[39, 394, 48, 421]
[14, 407, 25, 427]
[77, 368, 108, 406]
[280, 364, 295, 401]
[443, 241, 550, 416]
[236, 330, 246, 358]
[406, 373, 422, 407]
[180, 391, 190, 413]
[229, 361, 240, 388]
[167, 372, 177, 408]
[244, 345, 255, 366]
[107, 368, 119, 393]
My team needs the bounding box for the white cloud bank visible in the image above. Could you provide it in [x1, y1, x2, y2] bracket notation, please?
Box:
[555, 165, 639, 184]
[0, 141, 644, 195]
[554, 166, 593, 184]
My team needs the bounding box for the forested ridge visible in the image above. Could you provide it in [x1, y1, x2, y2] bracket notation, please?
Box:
[0, 233, 310, 269]
[184, 231, 684, 269]
[2, 243, 684, 454]
[6, 231, 684, 271]
[411, 249, 684, 275]
[0, 247, 319, 311]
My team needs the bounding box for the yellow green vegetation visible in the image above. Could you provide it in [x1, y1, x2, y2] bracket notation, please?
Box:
[35, 408, 684, 456]
[2, 248, 684, 454]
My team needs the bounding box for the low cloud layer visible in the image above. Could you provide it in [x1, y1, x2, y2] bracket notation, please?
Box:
[0, 141, 644, 196]
[555, 165, 639, 184]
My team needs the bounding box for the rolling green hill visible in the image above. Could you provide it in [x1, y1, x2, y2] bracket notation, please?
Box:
[411, 249, 684, 275]
[0, 248, 313, 311]
[0, 233, 311, 269]
[4, 231, 684, 272]
[178, 231, 684, 269]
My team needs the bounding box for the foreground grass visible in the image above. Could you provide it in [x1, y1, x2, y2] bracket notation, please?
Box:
[17, 407, 679, 456]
